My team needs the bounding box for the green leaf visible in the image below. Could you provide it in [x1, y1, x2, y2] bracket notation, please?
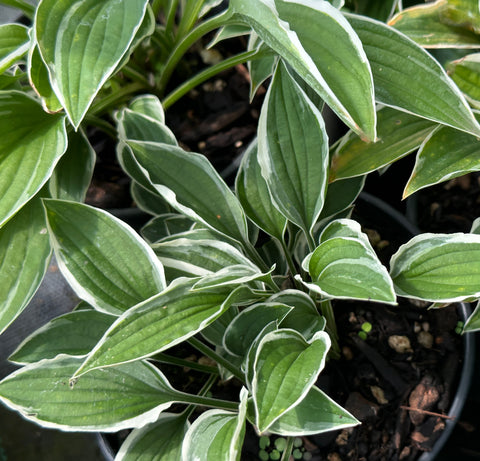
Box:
[49, 130, 95, 202]
[0, 91, 67, 226]
[131, 182, 171, 217]
[182, 388, 248, 461]
[153, 237, 256, 278]
[258, 62, 329, 234]
[127, 140, 249, 245]
[0, 357, 179, 431]
[389, 1, 480, 48]
[247, 34, 277, 100]
[352, 0, 398, 22]
[264, 385, 359, 436]
[35, 0, 150, 128]
[230, 0, 376, 140]
[347, 13, 480, 137]
[223, 302, 293, 356]
[43, 199, 166, 315]
[236, 140, 287, 241]
[116, 413, 189, 461]
[28, 45, 62, 113]
[330, 107, 437, 181]
[300, 219, 396, 304]
[464, 301, 480, 333]
[142, 214, 194, 245]
[0, 23, 30, 74]
[404, 124, 480, 197]
[447, 54, 480, 109]
[0, 196, 51, 334]
[319, 176, 365, 222]
[73, 279, 240, 378]
[252, 329, 330, 432]
[269, 290, 326, 341]
[129, 94, 165, 123]
[390, 233, 480, 302]
[9, 310, 115, 364]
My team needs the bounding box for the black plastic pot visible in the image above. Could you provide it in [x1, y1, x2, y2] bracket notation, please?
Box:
[356, 192, 475, 461]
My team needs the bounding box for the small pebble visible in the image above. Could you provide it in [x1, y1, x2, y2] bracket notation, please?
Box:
[388, 335, 413, 353]
[417, 331, 434, 349]
[370, 385, 388, 404]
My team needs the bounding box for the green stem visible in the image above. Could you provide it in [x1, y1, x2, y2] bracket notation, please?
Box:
[176, 388, 238, 412]
[281, 437, 295, 461]
[188, 337, 244, 382]
[305, 229, 316, 253]
[176, 0, 207, 39]
[162, 48, 260, 109]
[182, 373, 218, 420]
[319, 299, 341, 359]
[0, 0, 35, 17]
[83, 115, 117, 139]
[244, 241, 270, 274]
[157, 9, 233, 95]
[89, 81, 145, 117]
[151, 0, 166, 19]
[165, 0, 179, 37]
[152, 352, 219, 375]
[121, 65, 152, 88]
[278, 237, 298, 279]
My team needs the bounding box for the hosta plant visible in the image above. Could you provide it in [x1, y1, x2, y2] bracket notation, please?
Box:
[2, 0, 480, 459]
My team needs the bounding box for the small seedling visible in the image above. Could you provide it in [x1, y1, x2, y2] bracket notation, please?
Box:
[358, 321, 373, 340]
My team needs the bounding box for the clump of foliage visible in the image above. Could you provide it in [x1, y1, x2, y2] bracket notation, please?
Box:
[1, 1, 480, 459]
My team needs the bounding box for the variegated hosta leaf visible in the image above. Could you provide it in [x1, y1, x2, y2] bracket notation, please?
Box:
[191, 265, 271, 291]
[131, 182, 171, 218]
[229, 0, 376, 140]
[28, 45, 62, 113]
[0, 91, 67, 227]
[330, 107, 437, 181]
[390, 233, 480, 302]
[0, 358, 179, 432]
[404, 123, 480, 197]
[247, 33, 277, 100]
[261, 385, 359, 436]
[346, 13, 480, 137]
[352, 0, 398, 22]
[142, 215, 195, 245]
[236, 139, 287, 241]
[389, 1, 480, 48]
[182, 388, 248, 461]
[251, 329, 330, 432]
[0, 196, 51, 335]
[127, 140, 250, 245]
[447, 54, 480, 109]
[152, 238, 255, 278]
[300, 219, 396, 304]
[128, 94, 165, 123]
[72, 279, 243, 378]
[464, 301, 480, 333]
[223, 302, 293, 356]
[49, 130, 96, 202]
[269, 290, 326, 341]
[0, 23, 30, 74]
[116, 413, 189, 461]
[258, 62, 329, 235]
[9, 310, 115, 364]
[35, 0, 150, 128]
[43, 199, 166, 315]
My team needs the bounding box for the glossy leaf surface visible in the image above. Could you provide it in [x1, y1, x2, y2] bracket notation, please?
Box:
[43, 200, 165, 315]
[0, 91, 67, 226]
[49, 130, 95, 202]
[0, 358, 179, 431]
[265, 385, 359, 436]
[447, 54, 480, 108]
[73, 279, 238, 377]
[116, 413, 189, 461]
[9, 310, 115, 364]
[347, 13, 480, 137]
[230, 0, 376, 140]
[128, 140, 249, 244]
[390, 233, 480, 302]
[258, 62, 329, 234]
[389, 1, 480, 48]
[252, 329, 330, 432]
[464, 301, 480, 333]
[0, 23, 30, 73]
[35, 0, 149, 128]
[301, 219, 396, 303]
[405, 124, 480, 197]
[182, 388, 248, 461]
[0, 196, 51, 334]
[236, 140, 287, 241]
[330, 107, 437, 181]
